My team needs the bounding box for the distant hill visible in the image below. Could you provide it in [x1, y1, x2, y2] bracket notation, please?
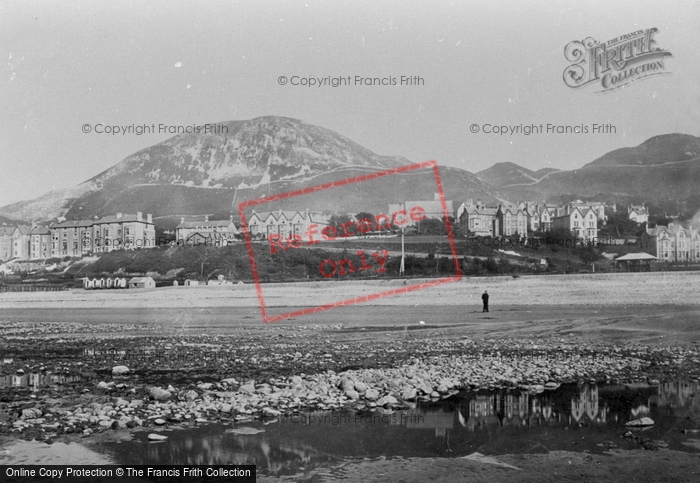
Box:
[0, 116, 506, 224]
[586, 133, 700, 167]
[476, 162, 560, 188]
[502, 134, 700, 202]
[2, 123, 698, 225]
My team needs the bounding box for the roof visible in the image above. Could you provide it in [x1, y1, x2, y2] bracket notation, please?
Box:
[51, 219, 94, 229]
[249, 210, 326, 223]
[29, 226, 50, 235]
[177, 220, 236, 229]
[128, 277, 155, 283]
[614, 253, 658, 261]
[94, 214, 152, 224]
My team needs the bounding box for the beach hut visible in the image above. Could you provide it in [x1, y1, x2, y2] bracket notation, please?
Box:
[83, 278, 93, 290]
[184, 279, 199, 287]
[117, 277, 127, 288]
[128, 276, 156, 289]
[105, 277, 114, 289]
[173, 280, 179, 287]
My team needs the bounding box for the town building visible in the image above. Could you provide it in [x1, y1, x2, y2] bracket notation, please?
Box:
[246, 210, 328, 239]
[640, 223, 700, 262]
[495, 204, 527, 237]
[29, 225, 51, 260]
[551, 206, 598, 241]
[50, 219, 94, 258]
[628, 204, 649, 224]
[0, 224, 34, 261]
[175, 215, 238, 246]
[91, 212, 156, 253]
[388, 193, 454, 228]
[455, 199, 498, 236]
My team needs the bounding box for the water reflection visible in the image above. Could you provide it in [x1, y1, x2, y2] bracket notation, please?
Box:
[0, 373, 84, 390]
[88, 381, 699, 477]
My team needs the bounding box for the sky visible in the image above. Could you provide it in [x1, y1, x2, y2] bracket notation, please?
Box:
[2, 0, 699, 208]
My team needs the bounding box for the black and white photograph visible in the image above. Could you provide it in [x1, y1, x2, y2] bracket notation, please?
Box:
[1, 1, 700, 481]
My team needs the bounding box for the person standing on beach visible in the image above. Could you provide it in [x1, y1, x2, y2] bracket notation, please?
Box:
[482, 290, 489, 312]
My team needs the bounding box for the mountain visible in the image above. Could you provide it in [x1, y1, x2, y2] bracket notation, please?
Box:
[2, 122, 698, 226]
[0, 116, 506, 224]
[586, 133, 700, 167]
[476, 162, 560, 188]
[501, 134, 700, 202]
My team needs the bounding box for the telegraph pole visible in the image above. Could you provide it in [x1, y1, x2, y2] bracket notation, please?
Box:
[400, 201, 405, 277]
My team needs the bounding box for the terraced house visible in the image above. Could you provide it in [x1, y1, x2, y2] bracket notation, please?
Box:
[641, 223, 700, 262]
[246, 209, 328, 239]
[48, 212, 156, 258]
[175, 215, 238, 245]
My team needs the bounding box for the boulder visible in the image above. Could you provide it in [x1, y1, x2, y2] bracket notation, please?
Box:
[111, 365, 130, 376]
[376, 395, 398, 407]
[625, 417, 654, 427]
[148, 433, 168, 441]
[149, 387, 172, 401]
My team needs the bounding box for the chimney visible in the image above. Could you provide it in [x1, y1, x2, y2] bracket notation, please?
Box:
[180, 217, 185, 224]
[147, 213, 152, 223]
[137, 212, 142, 221]
[204, 215, 209, 222]
[230, 215, 233, 223]
[116, 213, 122, 219]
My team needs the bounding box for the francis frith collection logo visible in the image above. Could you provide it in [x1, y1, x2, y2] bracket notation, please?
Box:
[563, 28, 672, 92]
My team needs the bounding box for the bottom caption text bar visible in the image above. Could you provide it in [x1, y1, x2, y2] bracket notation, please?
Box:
[3, 465, 256, 482]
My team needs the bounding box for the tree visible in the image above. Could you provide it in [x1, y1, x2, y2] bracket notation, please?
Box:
[355, 212, 376, 232]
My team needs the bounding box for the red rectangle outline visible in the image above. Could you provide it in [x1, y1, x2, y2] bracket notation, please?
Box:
[238, 160, 463, 323]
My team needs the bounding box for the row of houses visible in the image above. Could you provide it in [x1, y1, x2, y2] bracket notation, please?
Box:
[640, 223, 700, 262]
[175, 210, 331, 245]
[0, 212, 156, 262]
[455, 199, 606, 241]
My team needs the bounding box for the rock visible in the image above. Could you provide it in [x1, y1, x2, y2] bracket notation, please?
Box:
[238, 384, 256, 394]
[344, 389, 360, 400]
[148, 433, 168, 441]
[364, 389, 380, 401]
[149, 387, 172, 401]
[262, 407, 281, 417]
[183, 390, 199, 401]
[21, 408, 42, 419]
[376, 395, 398, 407]
[401, 387, 417, 401]
[544, 382, 560, 390]
[154, 418, 166, 426]
[220, 404, 233, 413]
[626, 417, 654, 427]
[197, 383, 213, 390]
[111, 365, 130, 376]
[354, 382, 368, 393]
[97, 381, 114, 390]
[221, 378, 238, 386]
